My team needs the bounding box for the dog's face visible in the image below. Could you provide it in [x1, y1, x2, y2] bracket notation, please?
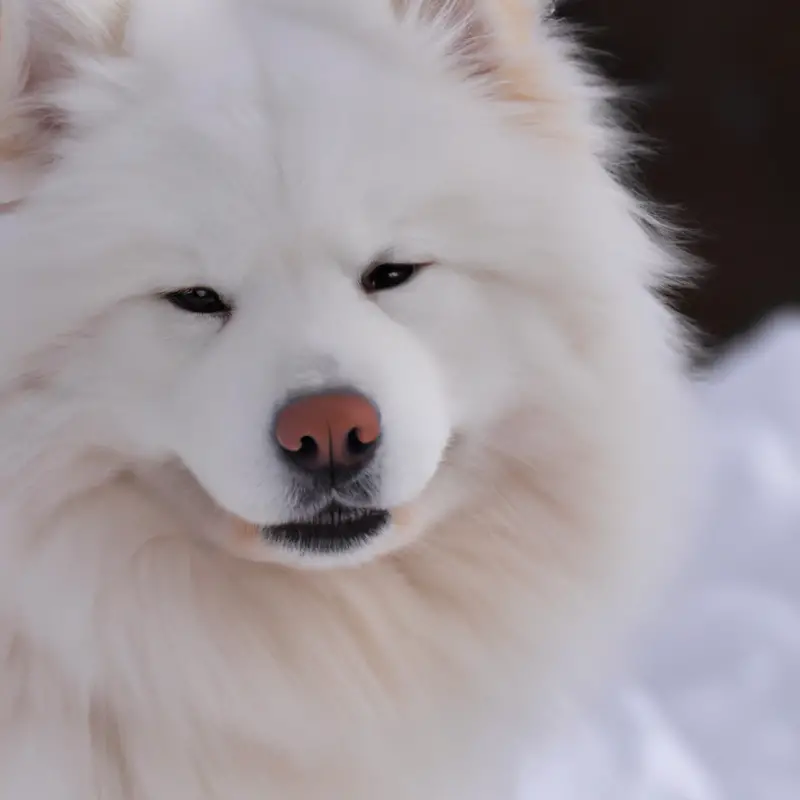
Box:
[0, 0, 652, 568]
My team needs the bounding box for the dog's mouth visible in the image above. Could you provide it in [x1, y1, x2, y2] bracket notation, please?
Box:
[262, 502, 390, 553]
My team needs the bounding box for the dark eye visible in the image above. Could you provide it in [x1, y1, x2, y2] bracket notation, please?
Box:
[162, 287, 232, 316]
[360, 262, 428, 294]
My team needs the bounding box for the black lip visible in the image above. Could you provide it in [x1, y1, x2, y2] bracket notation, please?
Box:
[262, 503, 390, 554]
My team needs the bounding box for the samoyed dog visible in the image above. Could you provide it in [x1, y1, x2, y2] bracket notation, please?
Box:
[0, 0, 688, 797]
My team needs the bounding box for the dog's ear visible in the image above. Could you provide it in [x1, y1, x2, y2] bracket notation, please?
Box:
[392, 0, 541, 89]
[0, 0, 128, 204]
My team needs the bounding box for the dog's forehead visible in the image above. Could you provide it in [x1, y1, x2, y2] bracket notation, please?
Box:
[36, 7, 519, 293]
[245, 14, 476, 200]
[125, 15, 500, 270]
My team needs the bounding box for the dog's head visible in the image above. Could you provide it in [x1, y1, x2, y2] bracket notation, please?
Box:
[0, 0, 679, 569]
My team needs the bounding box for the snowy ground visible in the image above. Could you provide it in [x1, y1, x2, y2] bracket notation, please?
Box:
[519, 313, 800, 800]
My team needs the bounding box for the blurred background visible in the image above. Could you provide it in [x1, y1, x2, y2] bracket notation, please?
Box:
[517, 4, 800, 799]
[555, 0, 800, 357]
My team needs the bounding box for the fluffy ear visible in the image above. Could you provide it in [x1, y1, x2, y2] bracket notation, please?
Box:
[392, 0, 542, 89]
[0, 0, 128, 204]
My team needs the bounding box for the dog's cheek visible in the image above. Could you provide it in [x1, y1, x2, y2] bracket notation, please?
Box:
[378, 271, 522, 432]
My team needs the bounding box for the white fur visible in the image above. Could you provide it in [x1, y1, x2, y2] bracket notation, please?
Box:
[0, 0, 689, 797]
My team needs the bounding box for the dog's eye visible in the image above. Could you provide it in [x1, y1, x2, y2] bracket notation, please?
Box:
[360, 262, 428, 294]
[163, 287, 231, 316]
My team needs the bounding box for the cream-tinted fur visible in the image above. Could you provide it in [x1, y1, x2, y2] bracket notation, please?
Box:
[0, 0, 688, 797]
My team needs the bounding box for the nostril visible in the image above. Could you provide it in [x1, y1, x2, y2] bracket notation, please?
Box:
[295, 435, 320, 464]
[277, 434, 324, 472]
[346, 428, 376, 456]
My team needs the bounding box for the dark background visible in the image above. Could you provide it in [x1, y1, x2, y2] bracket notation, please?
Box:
[553, 0, 800, 357]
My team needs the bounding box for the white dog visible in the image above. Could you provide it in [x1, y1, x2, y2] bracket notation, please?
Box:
[0, 0, 688, 797]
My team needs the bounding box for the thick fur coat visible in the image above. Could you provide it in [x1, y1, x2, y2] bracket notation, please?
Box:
[0, 0, 688, 797]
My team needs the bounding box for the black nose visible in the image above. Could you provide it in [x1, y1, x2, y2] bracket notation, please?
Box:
[273, 390, 380, 483]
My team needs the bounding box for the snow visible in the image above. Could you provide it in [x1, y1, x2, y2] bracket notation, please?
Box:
[519, 313, 800, 800]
